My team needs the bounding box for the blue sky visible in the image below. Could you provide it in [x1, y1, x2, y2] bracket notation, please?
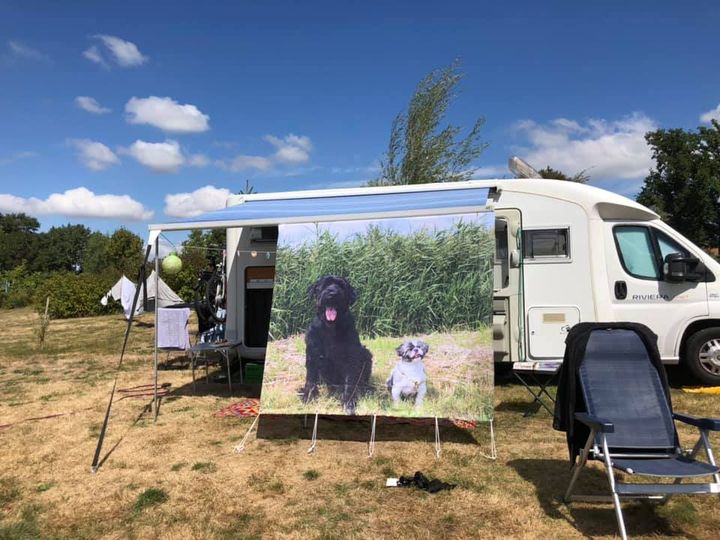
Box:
[279, 213, 493, 248]
[1, 1, 719, 240]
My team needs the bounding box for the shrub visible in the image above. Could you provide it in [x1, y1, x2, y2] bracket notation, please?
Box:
[0, 264, 46, 309]
[33, 273, 118, 319]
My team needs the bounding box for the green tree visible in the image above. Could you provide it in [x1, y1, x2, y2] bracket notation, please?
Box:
[0, 213, 40, 271]
[83, 231, 111, 274]
[637, 121, 720, 248]
[106, 228, 144, 276]
[33, 224, 91, 272]
[161, 230, 228, 302]
[538, 166, 590, 183]
[371, 61, 487, 186]
[238, 180, 256, 194]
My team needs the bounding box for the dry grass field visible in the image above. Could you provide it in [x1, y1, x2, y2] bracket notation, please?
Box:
[1, 307, 719, 539]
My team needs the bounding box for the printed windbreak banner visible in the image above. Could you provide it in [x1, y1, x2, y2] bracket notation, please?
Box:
[260, 212, 495, 421]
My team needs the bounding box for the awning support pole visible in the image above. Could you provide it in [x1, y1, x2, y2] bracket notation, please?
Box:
[153, 236, 159, 421]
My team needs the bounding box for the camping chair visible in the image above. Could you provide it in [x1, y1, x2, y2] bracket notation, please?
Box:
[189, 308, 242, 394]
[563, 326, 720, 540]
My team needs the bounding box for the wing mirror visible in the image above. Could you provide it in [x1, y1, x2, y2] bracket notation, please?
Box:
[663, 252, 700, 282]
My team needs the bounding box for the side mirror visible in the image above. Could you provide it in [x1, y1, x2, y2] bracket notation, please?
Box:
[510, 249, 521, 268]
[663, 253, 700, 282]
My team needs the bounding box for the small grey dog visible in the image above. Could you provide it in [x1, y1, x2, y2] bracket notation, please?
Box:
[386, 340, 429, 408]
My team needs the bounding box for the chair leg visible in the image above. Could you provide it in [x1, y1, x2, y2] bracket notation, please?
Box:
[699, 429, 720, 484]
[226, 353, 232, 395]
[191, 355, 196, 394]
[610, 491, 628, 540]
[601, 436, 628, 540]
[565, 429, 596, 502]
[565, 457, 584, 502]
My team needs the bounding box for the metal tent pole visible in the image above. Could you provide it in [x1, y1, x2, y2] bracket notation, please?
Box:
[153, 236, 159, 420]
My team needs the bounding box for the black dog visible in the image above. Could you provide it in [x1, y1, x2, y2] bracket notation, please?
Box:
[302, 275, 372, 414]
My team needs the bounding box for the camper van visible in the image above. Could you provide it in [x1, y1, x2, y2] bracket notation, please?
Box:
[151, 179, 720, 386]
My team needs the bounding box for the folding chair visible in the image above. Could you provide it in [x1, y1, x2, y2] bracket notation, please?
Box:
[563, 327, 720, 540]
[513, 361, 561, 416]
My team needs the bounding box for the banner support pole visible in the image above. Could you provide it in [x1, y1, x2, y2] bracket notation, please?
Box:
[153, 235, 160, 421]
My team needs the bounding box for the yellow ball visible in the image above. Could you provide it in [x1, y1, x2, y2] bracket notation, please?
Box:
[162, 253, 182, 275]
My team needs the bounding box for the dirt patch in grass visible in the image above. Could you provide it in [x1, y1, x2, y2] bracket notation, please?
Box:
[1, 308, 720, 539]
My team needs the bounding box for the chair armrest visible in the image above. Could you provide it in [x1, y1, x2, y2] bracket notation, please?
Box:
[575, 412, 614, 433]
[673, 412, 720, 431]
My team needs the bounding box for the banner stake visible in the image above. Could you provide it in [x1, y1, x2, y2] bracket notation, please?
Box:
[234, 414, 260, 454]
[478, 418, 498, 460]
[307, 412, 319, 454]
[434, 416, 442, 459]
[368, 414, 377, 458]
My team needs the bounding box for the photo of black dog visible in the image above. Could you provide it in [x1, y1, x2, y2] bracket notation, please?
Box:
[302, 275, 373, 414]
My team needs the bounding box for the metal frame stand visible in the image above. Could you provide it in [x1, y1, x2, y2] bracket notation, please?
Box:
[512, 361, 560, 416]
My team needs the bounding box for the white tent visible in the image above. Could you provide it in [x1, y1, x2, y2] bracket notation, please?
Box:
[101, 275, 139, 319]
[102, 271, 183, 319]
[138, 270, 184, 312]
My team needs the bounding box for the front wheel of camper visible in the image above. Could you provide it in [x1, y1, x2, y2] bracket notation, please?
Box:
[685, 328, 720, 386]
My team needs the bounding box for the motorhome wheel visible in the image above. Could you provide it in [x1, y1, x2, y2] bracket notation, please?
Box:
[685, 328, 720, 386]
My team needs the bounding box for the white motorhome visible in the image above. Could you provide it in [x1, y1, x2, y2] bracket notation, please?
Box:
[150, 179, 720, 385]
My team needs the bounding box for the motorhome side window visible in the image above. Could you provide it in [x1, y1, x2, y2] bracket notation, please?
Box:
[613, 226, 690, 280]
[522, 228, 569, 259]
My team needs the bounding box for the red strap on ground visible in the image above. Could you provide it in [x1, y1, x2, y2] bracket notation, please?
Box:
[0, 383, 171, 430]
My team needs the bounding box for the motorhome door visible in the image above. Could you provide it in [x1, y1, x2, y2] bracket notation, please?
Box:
[604, 223, 708, 360]
[493, 209, 522, 362]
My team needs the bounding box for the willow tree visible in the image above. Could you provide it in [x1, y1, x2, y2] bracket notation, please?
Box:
[371, 61, 487, 186]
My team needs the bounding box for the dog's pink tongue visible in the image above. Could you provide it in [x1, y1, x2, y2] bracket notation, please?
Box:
[325, 307, 337, 322]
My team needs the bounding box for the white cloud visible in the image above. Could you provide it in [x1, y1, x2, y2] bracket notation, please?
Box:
[513, 113, 656, 181]
[164, 185, 232, 218]
[471, 164, 509, 178]
[216, 133, 313, 172]
[122, 139, 185, 173]
[0, 187, 153, 221]
[75, 96, 111, 114]
[69, 139, 120, 171]
[216, 154, 273, 172]
[84, 34, 148, 67]
[188, 153, 210, 167]
[150, 236, 176, 259]
[0, 151, 37, 166]
[125, 96, 210, 133]
[82, 45, 105, 66]
[6, 40, 48, 62]
[264, 134, 313, 164]
[700, 105, 720, 124]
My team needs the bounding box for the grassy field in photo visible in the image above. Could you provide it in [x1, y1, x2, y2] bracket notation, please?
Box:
[260, 329, 494, 420]
[2, 308, 720, 539]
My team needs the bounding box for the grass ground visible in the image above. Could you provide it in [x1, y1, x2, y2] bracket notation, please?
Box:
[0, 307, 719, 539]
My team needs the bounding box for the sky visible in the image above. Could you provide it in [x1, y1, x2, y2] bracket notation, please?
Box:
[1, 0, 719, 241]
[279, 213, 493, 248]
